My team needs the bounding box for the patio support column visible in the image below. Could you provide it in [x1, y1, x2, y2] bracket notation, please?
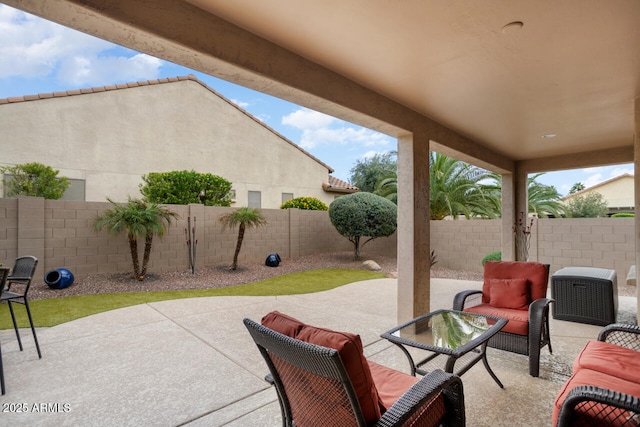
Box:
[634, 96, 640, 319]
[501, 173, 516, 261]
[502, 163, 529, 261]
[397, 132, 431, 323]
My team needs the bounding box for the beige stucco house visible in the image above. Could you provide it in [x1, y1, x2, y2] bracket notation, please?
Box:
[562, 173, 635, 215]
[0, 75, 356, 208]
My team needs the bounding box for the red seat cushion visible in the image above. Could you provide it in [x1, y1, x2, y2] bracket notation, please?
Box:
[261, 311, 381, 424]
[553, 368, 640, 427]
[369, 360, 446, 425]
[482, 261, 548, 304]
[464, 303, 529, 335]
[488, 278, 530, 310]
[368, 361, 420, 410]
[573, 340, 640, 384]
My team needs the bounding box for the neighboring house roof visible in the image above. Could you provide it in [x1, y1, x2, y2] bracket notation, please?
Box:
[0, 74, 335, 174]
[561, 173, 634, 211]
[323, 176, 359, 193]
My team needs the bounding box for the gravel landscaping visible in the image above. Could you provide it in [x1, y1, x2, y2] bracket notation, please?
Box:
[28, 251, 636, 300]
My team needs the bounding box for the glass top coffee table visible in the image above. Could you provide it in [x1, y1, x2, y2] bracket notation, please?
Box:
[381, 309, 507, 388]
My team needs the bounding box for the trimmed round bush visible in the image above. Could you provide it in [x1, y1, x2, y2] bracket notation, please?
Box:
[280, 196, 328, 211]
[329, 192, 397, 260]
[481, 251, 501, 266]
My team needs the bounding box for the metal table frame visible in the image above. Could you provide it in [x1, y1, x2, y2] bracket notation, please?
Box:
[381, 309, 508, 388]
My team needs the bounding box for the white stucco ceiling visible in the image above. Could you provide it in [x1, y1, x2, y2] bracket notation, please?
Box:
[184, 0, 639, 162]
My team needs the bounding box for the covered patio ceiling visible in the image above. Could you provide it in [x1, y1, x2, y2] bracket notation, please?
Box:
[190, 0, 640, 167]
[5, 0, 639, 174]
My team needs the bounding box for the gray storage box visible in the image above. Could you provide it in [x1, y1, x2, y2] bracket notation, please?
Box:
[551, 267, 618, 326]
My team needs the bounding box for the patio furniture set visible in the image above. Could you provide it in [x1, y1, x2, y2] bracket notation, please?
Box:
[245, 261, 640, 426]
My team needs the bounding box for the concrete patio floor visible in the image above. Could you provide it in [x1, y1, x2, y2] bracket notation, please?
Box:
[0, 277, 635, 426]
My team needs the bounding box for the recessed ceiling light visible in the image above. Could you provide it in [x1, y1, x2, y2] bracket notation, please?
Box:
[502, 21, 524, 34]
[542, 134, 556, 139]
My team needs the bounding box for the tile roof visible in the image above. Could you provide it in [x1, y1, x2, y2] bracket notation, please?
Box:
[323, 176, 359, 193]
[0, 75, 334, 173]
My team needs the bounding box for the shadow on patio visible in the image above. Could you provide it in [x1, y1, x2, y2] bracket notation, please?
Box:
[0, 277, 635, 426]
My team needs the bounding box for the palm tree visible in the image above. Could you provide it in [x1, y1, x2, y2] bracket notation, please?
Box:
[219, 207, 268, 270]
[93, 198, 178, 281]
[569, 182, 585, 194]
[526, 173, 566, 217]
[487, 173, 565, 218]
[372, 152, 500, 219]
[373, 172, 398, 203]
[429, 152, 500, 220]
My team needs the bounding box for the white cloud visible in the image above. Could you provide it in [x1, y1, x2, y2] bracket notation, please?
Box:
[57, 53, 162, 85]
[230, 98, 249, 108]
[282, 108, 335, 129]
[581, 166, 603, 174]
[0, 5, 162, 85]
[298, 126, 392, 150]
[582, 173, 604, 188]
[362, 150, 380, 159]
[610, 165, 634, 178]
[283, 108, 392, 150]
[581, 164, 633, 189]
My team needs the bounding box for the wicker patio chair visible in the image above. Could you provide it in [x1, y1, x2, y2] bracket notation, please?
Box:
[555, 323, 640, 426]
[452, 261, 552, 377]
[244, 317, 466, 427]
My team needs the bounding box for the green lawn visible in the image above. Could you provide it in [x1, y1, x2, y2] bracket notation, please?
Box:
[0, 269, 385, 328]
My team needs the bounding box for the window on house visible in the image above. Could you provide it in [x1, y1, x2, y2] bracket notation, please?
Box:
[3, 174, 86, 201]
[248, 191, 261, 208]
[61, 179, 86, 201]
[282, 193, 293, 204]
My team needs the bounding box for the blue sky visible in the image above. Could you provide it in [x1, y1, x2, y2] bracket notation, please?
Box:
[0, 4, 633, 196]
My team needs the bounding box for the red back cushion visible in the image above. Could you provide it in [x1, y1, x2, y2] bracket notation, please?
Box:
[261, 311, 381, 424]
[488, 278, 530, 310]
[296, 325, 381, 423]
[261, 311, 305, 337]
[482, 261, 549, 304]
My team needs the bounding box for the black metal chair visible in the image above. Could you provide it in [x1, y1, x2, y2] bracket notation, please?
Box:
[244, 317, 466, 427]
[0, 266, 8, 395]
[1, 256, 42, 360]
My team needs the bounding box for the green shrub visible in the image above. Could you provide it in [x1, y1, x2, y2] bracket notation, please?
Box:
[565, 192, 608, 218]
[0, 162, 70, 199]
[482, 251, 501, 266]
[611, 212, 634, 217]
[140, 170, 232, 206]
[329, 192, 397, 260]
[280, 196, 328, 211]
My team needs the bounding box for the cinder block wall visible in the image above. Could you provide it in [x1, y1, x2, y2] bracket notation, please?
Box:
[0, 198, 398, 280]
[536, 217, 634, 281]
[430, 219, 502, 272]
[0, 197, 634, 284]
[431, 217, 635, 282]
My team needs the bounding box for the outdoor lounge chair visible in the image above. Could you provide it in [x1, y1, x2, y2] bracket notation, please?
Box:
[554, 323, 640, 426]
[244, 312, 466, 427]
[452, 260, 552, 377]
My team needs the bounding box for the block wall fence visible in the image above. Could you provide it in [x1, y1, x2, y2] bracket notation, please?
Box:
[0, 197, 635, 285]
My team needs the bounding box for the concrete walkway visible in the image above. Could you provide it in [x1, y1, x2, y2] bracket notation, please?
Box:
[0, 278, 633, 426]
